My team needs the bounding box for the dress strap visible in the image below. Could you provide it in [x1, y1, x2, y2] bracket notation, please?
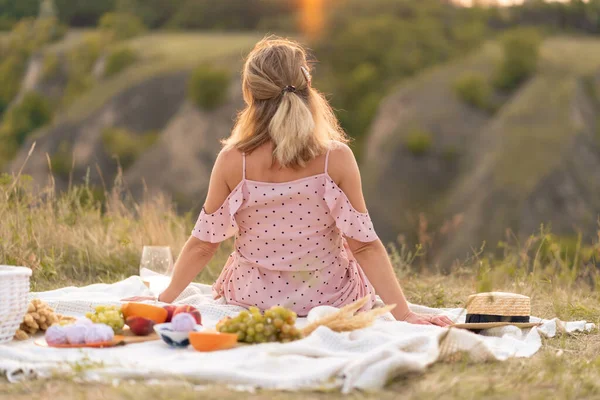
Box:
[242, 152, 246, 180]
[324, 148, 331, 174]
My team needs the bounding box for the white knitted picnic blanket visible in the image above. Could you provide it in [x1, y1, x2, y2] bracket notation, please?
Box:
[0, 277, 594, 393]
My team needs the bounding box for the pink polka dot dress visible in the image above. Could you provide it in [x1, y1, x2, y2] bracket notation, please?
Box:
[192, 149, 378, 316]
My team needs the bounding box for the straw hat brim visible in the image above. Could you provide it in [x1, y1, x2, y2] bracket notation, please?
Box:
[452, 322, 542, 330]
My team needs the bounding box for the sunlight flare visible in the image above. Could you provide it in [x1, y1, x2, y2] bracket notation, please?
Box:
[300, 0, 325, 39]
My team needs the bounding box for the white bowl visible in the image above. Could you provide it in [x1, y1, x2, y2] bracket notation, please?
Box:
[154, 323, 203, 348]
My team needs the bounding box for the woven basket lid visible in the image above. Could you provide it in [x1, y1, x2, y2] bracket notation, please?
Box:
[0, 265, 32, 277]
[466, 292, 530, 317]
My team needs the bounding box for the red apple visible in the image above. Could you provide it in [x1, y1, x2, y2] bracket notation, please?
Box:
[173, 305, 202, 325]
[163, 305, 177, 323]
[126, 316, 155, 336]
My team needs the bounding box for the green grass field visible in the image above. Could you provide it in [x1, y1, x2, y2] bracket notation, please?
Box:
[1, 173, 599, 399]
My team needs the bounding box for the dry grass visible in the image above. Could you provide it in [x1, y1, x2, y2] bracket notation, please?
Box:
[1, 173, 599, 399]
[0, 171, 231, 291]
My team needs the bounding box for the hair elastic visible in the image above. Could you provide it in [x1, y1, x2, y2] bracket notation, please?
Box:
[282, 85, 296, 94]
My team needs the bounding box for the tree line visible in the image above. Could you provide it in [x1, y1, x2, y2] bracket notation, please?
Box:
[0, 0, 296, 31]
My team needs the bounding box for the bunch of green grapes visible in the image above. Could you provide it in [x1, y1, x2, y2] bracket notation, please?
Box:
[217, 306, 302, 344]
[86, 305, 124, 333]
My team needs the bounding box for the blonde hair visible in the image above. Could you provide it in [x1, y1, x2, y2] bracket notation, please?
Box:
[223, 36, 348, 167]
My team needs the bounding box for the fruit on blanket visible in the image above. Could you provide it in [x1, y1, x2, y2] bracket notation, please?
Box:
[173, 305, 201, 325]
[126, 316, 156, 336]
[163, 305, 177, 322]
[216, 306, 302, 344]
[45, 325, 68, 345]
[85, 324, 115, 343]
[86, 305, 125, 333]
[13, 299, 72, 340]
[171, 313, 196, 332]
[189, 331, 238, 352]
[65, 324, 88, 344]
[121, 303, 168, 324]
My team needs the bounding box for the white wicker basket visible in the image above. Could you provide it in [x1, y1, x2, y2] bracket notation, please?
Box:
[0, 266, 32, 344]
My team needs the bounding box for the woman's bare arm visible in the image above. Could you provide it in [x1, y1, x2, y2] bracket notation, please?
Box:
[346, 237, 410, 319]
[157, 149, 241, 303]
[329, 144, 452, 326]
[158, 236, 218, 302]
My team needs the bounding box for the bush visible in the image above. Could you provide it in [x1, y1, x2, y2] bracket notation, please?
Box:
[188, 65, 230, 110]
[454, 72, 493, 111]
[493, 28, 542, 91]
[62, 75, 94, 107]
[0, 55, 26, 113]
[404, 128, 433, 156]
[102, 127, 159, 169]
[51, 141, 73, 179]
[99, 12, 146, 41]
[9, 17, 65, 53]
[0, 139, 19, 169]
[104, 46, 136, 78]
[62, 33, 106, 105]
[0, 16, 16, 31]
[0, 92, 53, 145]
[0, 18, 65, 113]
[67, 33, 105, 76]
[42, 52, 61, 80]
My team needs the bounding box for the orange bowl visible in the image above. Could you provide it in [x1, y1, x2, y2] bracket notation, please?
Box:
[189, 331, 238, 352]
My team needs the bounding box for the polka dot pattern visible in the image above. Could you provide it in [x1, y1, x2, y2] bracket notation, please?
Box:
[191, 181, 244, 243]
[323, 178, 378, 243]
[192, 152, 378, 316]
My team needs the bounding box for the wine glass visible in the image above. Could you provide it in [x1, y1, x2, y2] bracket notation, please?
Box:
[139, 246, 173, 293]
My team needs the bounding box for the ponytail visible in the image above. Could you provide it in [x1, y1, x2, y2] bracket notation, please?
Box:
[269, 90, 316, 166]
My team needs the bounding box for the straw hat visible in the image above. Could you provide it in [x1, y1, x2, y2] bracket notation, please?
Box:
[452, 292, 541, 331]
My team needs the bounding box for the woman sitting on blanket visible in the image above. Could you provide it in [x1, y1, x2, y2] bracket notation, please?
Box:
[127, 37, 452, 327]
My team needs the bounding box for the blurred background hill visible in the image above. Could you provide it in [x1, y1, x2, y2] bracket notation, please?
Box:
[2, 0, 600, 268]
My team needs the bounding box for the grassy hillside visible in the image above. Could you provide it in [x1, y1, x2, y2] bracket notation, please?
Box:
[489, 37, 600, 192]
[62, 32, 260, 122]
[362, 42, 502, 247]
[6, 31, 259, 204]
[364, 36, 600, 264]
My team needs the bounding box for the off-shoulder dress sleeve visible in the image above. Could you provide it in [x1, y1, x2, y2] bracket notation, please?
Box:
[323, 177, 378, 242]
[191, 184, 244, 243]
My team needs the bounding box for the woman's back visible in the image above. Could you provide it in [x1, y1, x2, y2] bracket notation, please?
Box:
[192, 143, 377, 314]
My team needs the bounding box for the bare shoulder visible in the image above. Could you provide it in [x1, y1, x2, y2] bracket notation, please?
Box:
[214, 146, 244, 190]
[216, 146, 242, 165]
[326, 141, 359, 185]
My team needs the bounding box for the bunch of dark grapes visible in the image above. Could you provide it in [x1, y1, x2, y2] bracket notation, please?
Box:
[217, 306, 303, 344]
